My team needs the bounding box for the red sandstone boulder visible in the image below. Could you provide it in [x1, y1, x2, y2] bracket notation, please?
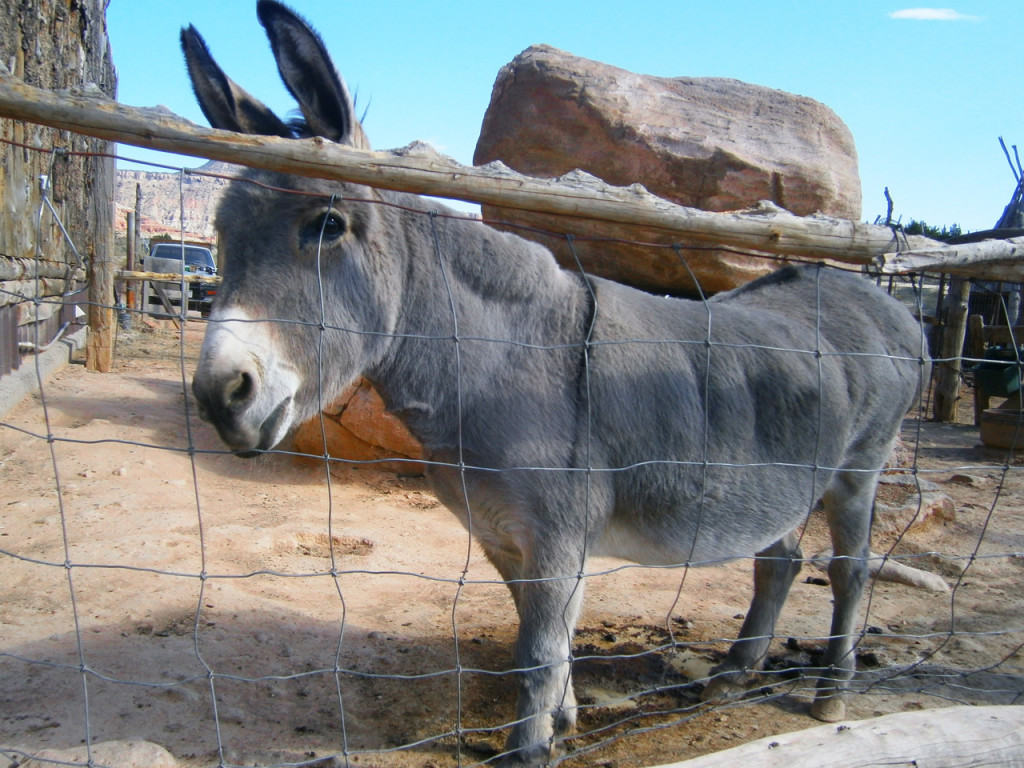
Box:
[291, 379, 424, 475]
[473, 45, 861, 296]
[295, 48, 862, 473]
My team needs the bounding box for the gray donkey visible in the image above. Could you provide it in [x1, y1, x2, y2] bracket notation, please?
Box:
[185, 2, 927, 763]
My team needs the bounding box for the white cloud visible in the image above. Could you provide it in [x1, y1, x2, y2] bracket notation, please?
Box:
[889, 8, 982, 20]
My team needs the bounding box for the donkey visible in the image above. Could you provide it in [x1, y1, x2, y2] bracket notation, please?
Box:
[185, 2, 927, 763]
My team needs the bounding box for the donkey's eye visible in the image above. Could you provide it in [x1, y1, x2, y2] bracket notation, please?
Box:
[314, 211, 346, 240]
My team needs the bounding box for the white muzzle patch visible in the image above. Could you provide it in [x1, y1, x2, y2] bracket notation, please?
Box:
[193, 306, 302, 453]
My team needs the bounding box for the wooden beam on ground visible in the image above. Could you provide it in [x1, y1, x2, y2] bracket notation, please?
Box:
[653, 706, 1024, 768]
[1, 68, 1023, 278]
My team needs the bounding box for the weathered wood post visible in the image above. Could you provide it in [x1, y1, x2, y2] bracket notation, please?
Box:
[933, 277, 971, 421]
[134, 182, 144, 312]
[125, 211, 136, 318]
[86, 156, 115, 372]
[126, 212, 136, 268]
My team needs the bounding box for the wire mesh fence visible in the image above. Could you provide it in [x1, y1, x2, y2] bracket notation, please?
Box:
[1, 139, 1023, 768]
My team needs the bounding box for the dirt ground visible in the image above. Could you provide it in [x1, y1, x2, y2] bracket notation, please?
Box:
[2, 322, 1023, 768]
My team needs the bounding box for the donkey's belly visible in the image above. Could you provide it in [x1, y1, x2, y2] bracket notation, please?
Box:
[593, 514, 790, 566]
[595, 462, 828, 566]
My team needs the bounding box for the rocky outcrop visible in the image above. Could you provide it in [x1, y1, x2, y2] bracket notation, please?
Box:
[474, 45, 861, 296]
[0, 0, 115, 369]
[0, 1, 116, 265]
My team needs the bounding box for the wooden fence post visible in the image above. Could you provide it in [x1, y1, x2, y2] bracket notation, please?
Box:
[933, 277, 971, 421]
[125, 211, 136, 317]
[85, 147, 115, 372]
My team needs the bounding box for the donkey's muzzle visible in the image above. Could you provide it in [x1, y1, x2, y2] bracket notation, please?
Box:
[191, 307, 303, 456]
[192, 362, 287, 455]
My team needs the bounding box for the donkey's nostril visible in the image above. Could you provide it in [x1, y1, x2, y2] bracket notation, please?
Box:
[228, 371, 255, 408]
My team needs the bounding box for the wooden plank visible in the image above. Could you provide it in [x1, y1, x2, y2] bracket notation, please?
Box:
[982, 325, 1024, 348]
[883, 240, 1024, 281]
[0, 256, 86, 281]
[2, 71, 1021, 279]
[654, 706, 1024, 768]
[148, 282, 181, 329]
[0, 277, 81, 307]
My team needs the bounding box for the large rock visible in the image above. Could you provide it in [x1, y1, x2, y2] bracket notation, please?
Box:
[473, 45, 861, 296]
[292, 379, 424, 475]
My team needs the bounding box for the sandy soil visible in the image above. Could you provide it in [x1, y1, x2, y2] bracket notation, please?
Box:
[1, 322, 1023, 768]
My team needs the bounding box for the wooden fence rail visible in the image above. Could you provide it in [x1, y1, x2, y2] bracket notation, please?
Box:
[118, 270, 222, 284]
[1, 67, 1023, 281]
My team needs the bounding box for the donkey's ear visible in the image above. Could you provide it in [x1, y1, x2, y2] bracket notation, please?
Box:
[256, 0, 370, 148]
[181, 25, 292, 138]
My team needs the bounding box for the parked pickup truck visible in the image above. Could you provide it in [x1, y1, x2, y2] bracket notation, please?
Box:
[143, 242, 218, 318]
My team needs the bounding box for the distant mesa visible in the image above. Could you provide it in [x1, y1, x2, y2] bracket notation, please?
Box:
[115, 159, 236, 244]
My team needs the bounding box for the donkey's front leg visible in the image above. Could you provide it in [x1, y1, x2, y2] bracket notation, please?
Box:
[702, 531, 803, 701]
[502, 557, 585, 766]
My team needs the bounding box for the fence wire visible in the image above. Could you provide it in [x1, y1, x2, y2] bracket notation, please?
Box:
[1, 141, 1023, 768]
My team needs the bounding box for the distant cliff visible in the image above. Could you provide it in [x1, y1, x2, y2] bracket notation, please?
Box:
[115, 160, 236, 244]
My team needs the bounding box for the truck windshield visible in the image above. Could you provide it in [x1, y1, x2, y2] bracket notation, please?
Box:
[151, 244, 215, 271]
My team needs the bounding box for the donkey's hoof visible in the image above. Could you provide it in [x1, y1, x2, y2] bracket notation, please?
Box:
[553, 709, 577, 738]
[496, 743, 565, 768]
[809, 694, 846, 722]
[700, 672, 750, 702]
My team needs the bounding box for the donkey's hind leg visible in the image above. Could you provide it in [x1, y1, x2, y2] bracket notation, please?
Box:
[702, 531, 803, 701]
[809, 470, 876, 722]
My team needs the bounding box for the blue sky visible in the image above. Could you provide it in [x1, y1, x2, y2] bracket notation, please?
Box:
[107, 2, 1021, 232]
